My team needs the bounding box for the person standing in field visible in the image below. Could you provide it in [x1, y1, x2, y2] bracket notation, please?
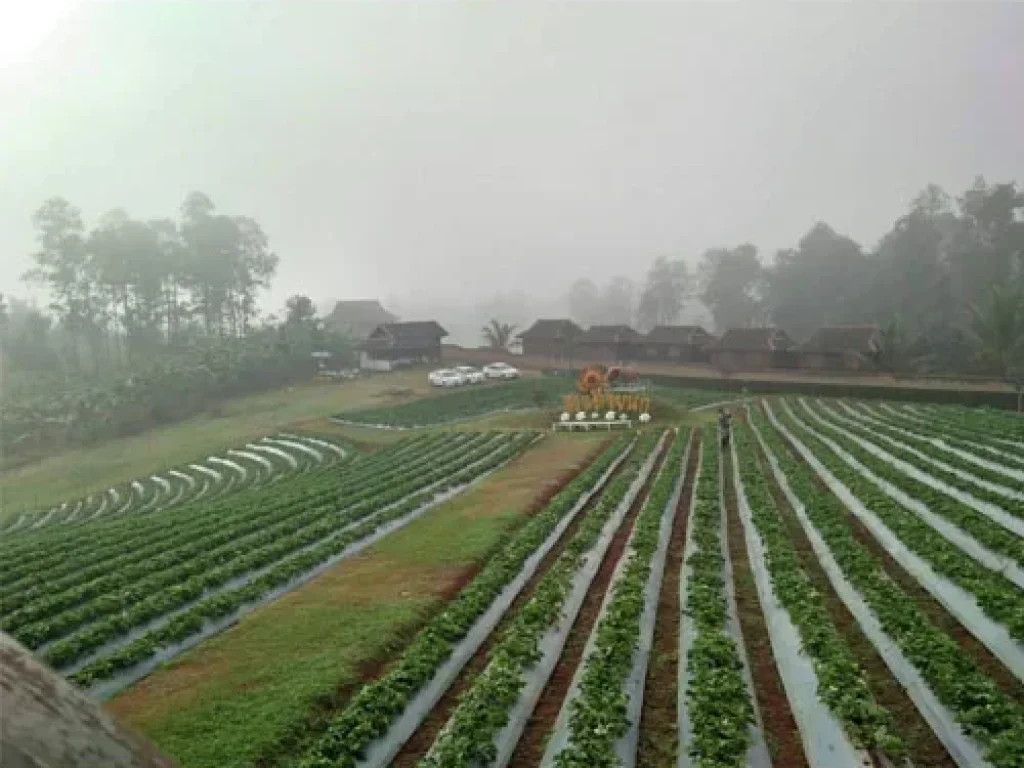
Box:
[719, 407, 732, 448]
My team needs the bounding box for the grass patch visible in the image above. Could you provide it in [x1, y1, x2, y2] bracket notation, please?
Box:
[108, 434, 598, 768]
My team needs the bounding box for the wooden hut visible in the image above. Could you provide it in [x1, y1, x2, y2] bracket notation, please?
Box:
[359, 321, 448, 371]
[642, 325, 715, 363]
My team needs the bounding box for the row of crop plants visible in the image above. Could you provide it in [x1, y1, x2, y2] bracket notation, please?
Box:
[417, 429, 667, 766]
[747, 403, 1024, 767]
[794, 400, 1024, 570]
[773, 401, 1024, 652]
[0, 432, 349, 535]
[864, 402, 1024, 468]
[2, 430, 536, 696]
[2, 434, 493, 653]
[71, 432, 528, 689]
[0, 431, 455, 600]
[817, 401, 1024, 520]
[333, 378, 572, 428]
[543, 429, 690, 765]
[292, 434, 638, 767]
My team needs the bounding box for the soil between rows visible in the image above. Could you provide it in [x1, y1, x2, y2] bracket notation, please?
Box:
[764, 404, 1024, 708]
[636, 429, 700, 768]
[507, 434, 672, 767]
[722, 441, 809, 768]
[388, 438, 627, 767]
[747, 419, 956, 768]
[252, 438, 611, 768]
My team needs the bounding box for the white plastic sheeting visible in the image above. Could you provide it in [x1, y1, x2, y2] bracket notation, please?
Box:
[442, 434, 666, 768]
[677, 440, 771, 768]
[86, 443, 526, 700]
[246, 443, 297, 470]
[262, 437, 323, 463]
[865, 405, 1024, 482]
[768, 403, 1024, 681]
[355, 441, 634, 766]
[751, 406, 996, 768]
[832, 402, 1024, 504]
[188, 464, 222, 483]
[731, 439, 874, 768]
[206, 456, 246, 480]
[543, 436, 690, 767]
[791, 402, 1024, 590]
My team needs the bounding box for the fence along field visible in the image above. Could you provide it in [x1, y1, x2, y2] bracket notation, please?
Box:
[4, 393, 1023, 768]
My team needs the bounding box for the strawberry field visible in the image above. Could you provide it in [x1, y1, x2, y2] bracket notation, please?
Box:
[3, 396, 1023, 768]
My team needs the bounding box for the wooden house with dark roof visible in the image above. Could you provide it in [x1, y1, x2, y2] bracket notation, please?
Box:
[576, 324, 642, 363]
[710, 327, 797, 372]
[359, 321, 448, 371]
[642, 325, 715, 363]
[517, 319, 583, 360]
[325, 300, 398, 341]
[800, 324, 881, 371]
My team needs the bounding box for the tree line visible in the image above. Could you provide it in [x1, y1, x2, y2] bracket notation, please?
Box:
[7, 191, 277, 374]
[0, 193, 353, 464]
[565, 178, 1024, 377]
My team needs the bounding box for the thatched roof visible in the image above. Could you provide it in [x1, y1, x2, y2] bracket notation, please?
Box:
[712, 328, 794, 351]
[578, 325, 642, 343]
[518, 319, 583, 341]
[325, 300, 397, 340]
[801, 325, 880, 355]
[645, 325, 714, 345]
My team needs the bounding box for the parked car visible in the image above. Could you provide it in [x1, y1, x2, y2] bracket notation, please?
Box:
[482, 362, 520, 380]
[454, 365, 485, 384]
[428, 369, 447, 386]
[437, 369, 466, 387]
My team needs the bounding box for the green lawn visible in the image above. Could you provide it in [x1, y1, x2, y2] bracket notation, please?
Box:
[108, 435, 600, 768]
[0, 370, 433, 518]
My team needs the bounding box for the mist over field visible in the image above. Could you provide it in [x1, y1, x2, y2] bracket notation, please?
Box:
[2, 2, 1022, 330]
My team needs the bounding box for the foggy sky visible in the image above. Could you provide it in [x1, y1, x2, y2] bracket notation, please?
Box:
[2, 2, 1022, 322]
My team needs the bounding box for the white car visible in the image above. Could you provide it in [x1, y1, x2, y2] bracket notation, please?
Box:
[454, 365, 485, 384]
[429, 369, 465, 387]
[438, 369, 466, 387]
[482, 362, 520, 380]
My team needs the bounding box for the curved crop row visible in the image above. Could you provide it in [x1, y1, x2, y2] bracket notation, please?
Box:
[8, 435, 500, 647]
[751, 405, 1024, 767]
[733, 420, 903, 758]
[69, 432, 537, 687]
[296, 436, 632, 767]
[778, 404, 1024, 641]
[0, 431, 454, 582]
[0, 432, 351, 539]
[0, 433, 466, 610]
[44, 434, 522, 668]
[420, 431, 664, 767]
[682, 429, 756, 768]
[551, 430, 689, 766]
